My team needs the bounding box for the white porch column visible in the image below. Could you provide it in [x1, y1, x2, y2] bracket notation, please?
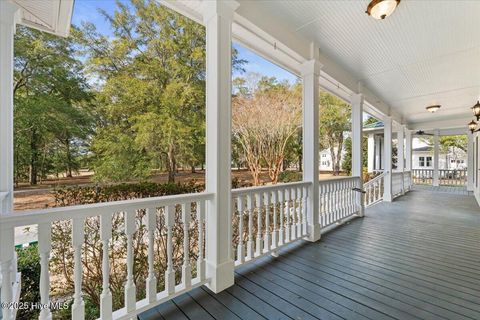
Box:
[351, 93, 364, 217]
[0, 4, 19, 320]
[405, 129, 412, 171]
[0, 1, 18, 215]
[397, 126, 405, 193]
[301, 59, 322, 242]
[203, 0, 238, 293]
[367, 133, 375, 173]
[383, 117, 393, 202]
[433, 130, 440, 186]
[374, 135, 381, 170]
[467, 133, 474, 191]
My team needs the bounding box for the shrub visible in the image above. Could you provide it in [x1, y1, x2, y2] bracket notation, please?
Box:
[16, 245, 41, 320]
[278, 171, 302, 183]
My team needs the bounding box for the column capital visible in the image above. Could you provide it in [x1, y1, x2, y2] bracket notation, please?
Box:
[300, 59, 322, 77]
[350, 93, 364, 106]
[202, 0, 239, 24]
[0, 1, 20, 26]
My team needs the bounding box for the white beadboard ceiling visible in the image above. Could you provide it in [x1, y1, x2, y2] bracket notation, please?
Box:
[253, 0, 480, 126]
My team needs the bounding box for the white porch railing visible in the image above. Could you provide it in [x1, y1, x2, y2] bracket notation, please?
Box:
[231, 182, 310, 266]
[403, 171, 412, 192]
[412, 169, 467, 186]
[364, 172, 386, 207]
[0, 192, 213, 320]
[392, 171, 404, 198]
[319, 177, 361, 227]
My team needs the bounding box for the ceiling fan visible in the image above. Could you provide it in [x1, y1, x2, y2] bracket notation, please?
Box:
[414, 130, 434, 136]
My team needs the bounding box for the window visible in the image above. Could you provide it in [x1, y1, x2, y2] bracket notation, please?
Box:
[419, 156, 425, 167]
[322, 154, 327, 158]
[426, 156, 432, 167]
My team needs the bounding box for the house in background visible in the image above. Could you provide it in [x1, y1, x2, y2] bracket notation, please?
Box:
[412, 145, 467, 170]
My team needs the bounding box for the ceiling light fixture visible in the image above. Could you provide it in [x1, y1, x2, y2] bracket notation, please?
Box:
[468, 120, 479, 133]
[426, 105, 441, 113]
[472, 101, 480, 121]
[366, 0, 401, 20]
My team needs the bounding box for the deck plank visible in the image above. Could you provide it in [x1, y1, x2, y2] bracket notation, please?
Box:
[140, 188, 480, 320]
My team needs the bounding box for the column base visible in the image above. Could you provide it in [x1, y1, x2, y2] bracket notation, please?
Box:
[205, 259, 234, 293]
[305, 223, 321, 242]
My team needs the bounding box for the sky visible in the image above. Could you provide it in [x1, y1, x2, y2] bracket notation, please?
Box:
[72, 0, 298, 84]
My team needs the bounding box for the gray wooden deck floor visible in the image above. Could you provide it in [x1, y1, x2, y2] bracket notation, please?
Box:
[139, 188, 480, 320]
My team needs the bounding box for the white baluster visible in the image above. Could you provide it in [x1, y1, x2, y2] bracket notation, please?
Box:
[290, 188, 297, 239]
[146, 207, 157, 303]
[263, 191, 271, 253]
[236, 197, 245, 264]
[278, 190, 284, 245]
[246, 194, 254, 260]
[124, 210, 136, 313]
[72, 218, 85, 320]
[302, 186, 308, 235]
[284, 189, 290, 242]
[197, 201, 206, 281]
[272, 190, 278, 249]
[296, 186, 302, 236]
[255, 193, 263, 256]
[38, 222, 52, 320]
[165, 205, 175, 295]
[181, 203, 192, 290]
[0, 226, 14, 320]
[100, 214, 112, 320]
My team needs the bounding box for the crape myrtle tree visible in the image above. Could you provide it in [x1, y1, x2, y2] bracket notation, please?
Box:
[319, 92, 351, 175]
[13, 26, 93, 185]
[232, 74, 302, 185]
[78, 0, 245, 183]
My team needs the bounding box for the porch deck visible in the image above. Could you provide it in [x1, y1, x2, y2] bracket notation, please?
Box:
[140, 188, 480, 320]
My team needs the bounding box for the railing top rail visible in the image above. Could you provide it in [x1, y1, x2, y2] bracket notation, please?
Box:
[231, 181, 311, 196]
[364, 172, 387, 186]
[0, 191, 215, 228]
[319, 176, 360, 183]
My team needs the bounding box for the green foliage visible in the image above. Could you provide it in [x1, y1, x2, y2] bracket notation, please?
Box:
[13, 26, 93, 185]
[342, 136, 368, 175]
[16, 245, 41, 320]
[76, 0, 245, 183]
[278, 171, 302, 183]
[54, 181, 202, 206]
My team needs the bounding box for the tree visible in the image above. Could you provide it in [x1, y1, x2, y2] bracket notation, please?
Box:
[419, 135, 467, 169]
[232, 75, 301, 185]
[14, 26, 92, 185]
[78, 0, 245, 183]
[319, 92, 351, 175]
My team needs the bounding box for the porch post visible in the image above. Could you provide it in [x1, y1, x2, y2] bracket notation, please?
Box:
[367, 133, 375, 173]
[0, 4, 19, 319]
[351, 93, 364, 217]
[0, 1, 18, 215]
[375, 135, 381, 170]
[467, 133, 474, 191]
[433, 130, 440, 186]
[383, 116, 393, 202]
[301, 59, 322, 242]
[405, 129, 412, 171]
[203, 0, 238, 293]
[397, 126, 405, 193]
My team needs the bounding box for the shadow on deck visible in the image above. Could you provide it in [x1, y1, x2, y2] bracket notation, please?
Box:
[140, 189, 480, 320]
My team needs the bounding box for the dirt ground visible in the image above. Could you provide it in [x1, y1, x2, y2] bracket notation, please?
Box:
[14, 169, 338, 211]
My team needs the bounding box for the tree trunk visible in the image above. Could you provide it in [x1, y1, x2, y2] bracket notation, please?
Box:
[29, 129, 39, 185]
[298, 153, 303, 172]
[167, 145, 176, 183]
[65, 138, 73, 177]
[191, 165, 196, 173]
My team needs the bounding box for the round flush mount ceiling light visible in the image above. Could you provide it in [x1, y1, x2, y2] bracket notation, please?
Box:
[366, 0, 401, 20]
[426, 105, 441, 113]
